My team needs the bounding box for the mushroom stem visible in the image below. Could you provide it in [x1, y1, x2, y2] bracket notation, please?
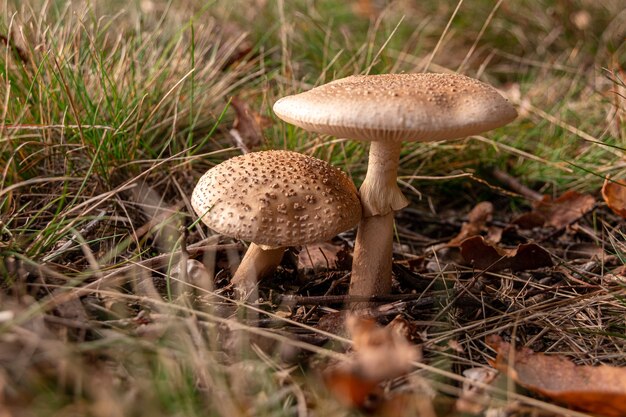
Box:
[358, 141, 408, 217]
[231, 243, 286, 297]
[349, 210, 395, 306]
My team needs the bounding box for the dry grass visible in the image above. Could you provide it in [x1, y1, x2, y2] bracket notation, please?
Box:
[1, 0, 626, 416]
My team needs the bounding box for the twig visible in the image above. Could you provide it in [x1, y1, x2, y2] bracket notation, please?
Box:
[279, 293, 443, 306]
[228, 129, 250, 154]
[492, 168, 543, 201]
[42, 210, 108, 262]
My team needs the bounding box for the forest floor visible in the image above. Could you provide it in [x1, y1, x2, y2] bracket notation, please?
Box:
[1, 1, 625, 416]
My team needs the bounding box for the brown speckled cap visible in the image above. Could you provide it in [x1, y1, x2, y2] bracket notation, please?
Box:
[191, 150, 361, 248]
[273, 73, 517, 142]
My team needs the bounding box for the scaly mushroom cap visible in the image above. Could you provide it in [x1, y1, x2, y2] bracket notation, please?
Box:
[191, 150, 362, 248]
[273, 73, 517, 142]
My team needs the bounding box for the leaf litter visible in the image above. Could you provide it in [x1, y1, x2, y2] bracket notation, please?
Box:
[5, 175, 623, 416]
[602, 177, 626, 218]
[488, 335, 626, 417]
[323, 314, 423, 410]
[513, 190, 596, 230]
[228, 96, 271, 153]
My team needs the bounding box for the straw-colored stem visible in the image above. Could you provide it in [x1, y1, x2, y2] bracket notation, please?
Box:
[231, 243, 285, 298]
[349, 211, 395, 308]
[358, 141, 408, 217]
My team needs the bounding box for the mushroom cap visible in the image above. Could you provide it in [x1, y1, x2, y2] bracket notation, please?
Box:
[273, 73, 517, 142]
[191, 150, 362, 247]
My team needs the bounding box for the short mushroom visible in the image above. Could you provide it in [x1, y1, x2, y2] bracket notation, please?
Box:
[191, 150, 361, 297]
[273, 73, 517, 302]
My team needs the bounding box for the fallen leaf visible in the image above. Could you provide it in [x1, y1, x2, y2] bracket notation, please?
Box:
[229, 96, 269, 152]
[448, 201, 494, 245]
[512, 211, 549, 229]
[324, 315, 421, 408]
[49, 288, 89, 340]
[488, 335, 626, 417]
[374, 392, 437, 417]
[316, 311, 348, 336]
[564, 243, 607, 260]
[459, 236, 553, 271]
[323, 367, 381, 408]
[347, 315, 420, 381]
[298, 242, 346, 270]
[351, 0, 384, 18]
[514, 191, 595, 229]
[602, 177, 626, 218]
[605, 265, 626, 283]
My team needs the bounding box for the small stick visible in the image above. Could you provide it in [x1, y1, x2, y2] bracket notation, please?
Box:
[42, 210, 107, 262]
[279, 293, 442, 306]
[492, 168, 543, 201]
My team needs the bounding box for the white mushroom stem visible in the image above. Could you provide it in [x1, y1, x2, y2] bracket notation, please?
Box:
[231, 243, 286, 297]
[358, 141, 408, 217]
[349, 211, 395, 304]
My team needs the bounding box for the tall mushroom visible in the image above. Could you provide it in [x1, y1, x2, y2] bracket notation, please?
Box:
[273, 73, 517, 302]
[191, 150, 361, 297]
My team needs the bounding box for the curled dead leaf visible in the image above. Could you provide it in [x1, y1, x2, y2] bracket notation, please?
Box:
[602, 177, 626, 218]
[323, 315, 421, 408]
[298, 242, 347, 270]
[460, 236, 553, 271]
[229, 96, 270, 152]
[514, 190, 595, 229]
[448, 201, 494, 245]
[346, 315, 421, 382]
[488, 335, 626, 417]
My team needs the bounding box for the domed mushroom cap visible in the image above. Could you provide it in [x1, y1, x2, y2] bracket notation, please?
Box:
[273, 73, 517, 142]
[191, 150, 362, 248]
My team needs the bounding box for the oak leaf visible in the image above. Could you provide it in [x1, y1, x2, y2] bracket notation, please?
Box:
[229, 96, 270, 152]
[324, 315, 421, 408]
[602, 177, 626, 218]
[298, 242, 347, 270]
[488, 335, 626, 417]
[514, 190, 595, 229]
[448, 201, 494, 245]
[459, 236, 552, 271]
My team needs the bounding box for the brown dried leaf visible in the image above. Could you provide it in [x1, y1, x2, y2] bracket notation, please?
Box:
[602, 177, 626, 218]
[323, 368, 381, 408]
[459, 236, 553, 271]
[565, 243, 607, 260]
[488, 335, 626, 417]
[229, 96, 268, 152]
[324, 315, 421, 408]
[448, 201, 494, 245]
[515, 191, 596, 229]
[351, 0, 384, 18]
[298, 242, 346, 270]
[512, 211, 547, 229]
[316, 311, 348, 336]
[347, 315, 421, 380]
[374, 393, 437, 417]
